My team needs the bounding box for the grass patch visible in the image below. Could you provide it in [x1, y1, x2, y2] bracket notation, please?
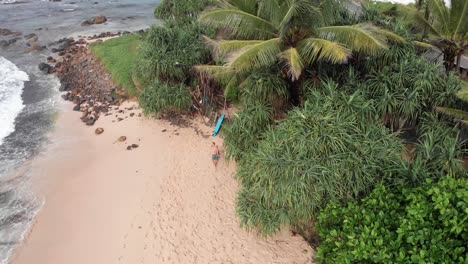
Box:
[90, 34, 142, 96]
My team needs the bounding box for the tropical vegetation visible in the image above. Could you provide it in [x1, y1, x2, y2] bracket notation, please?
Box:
[390, 0, 467, 72]
[131, 0, 468, 261]
[316, 176, 468, 263]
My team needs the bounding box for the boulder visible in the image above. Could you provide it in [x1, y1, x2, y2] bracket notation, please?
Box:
[27, 44, 44, 52]
[86, 118, 96, 126]
[38, 62, 52, 74]
[73, 103, 81, 111]
[95, 128, 104, 135]
[81, 16, 107, 26]
[24, 33, 38, 42]
[118, 136, 127, 142]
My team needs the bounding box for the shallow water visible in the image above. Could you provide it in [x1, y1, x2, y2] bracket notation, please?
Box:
[0, 1, 158, 262]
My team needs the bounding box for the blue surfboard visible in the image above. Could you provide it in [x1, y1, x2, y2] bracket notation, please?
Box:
[212, 114, 225, 137]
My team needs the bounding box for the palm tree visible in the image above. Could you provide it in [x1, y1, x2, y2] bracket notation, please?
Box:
[197, 0, 404, 105]
[401, 0, 468, 72]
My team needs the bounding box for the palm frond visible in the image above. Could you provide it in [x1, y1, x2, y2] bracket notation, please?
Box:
[298, 38, 351, 64]
[227, 0, 258, 14]
[436, 106, 468, 121]
[450, 0, 468, 36]
[395, 5, 440, 37]
[226, 38, 281, 72]
[317, 24, 396, 55]
[456, 88, 468, 101]
[199, 8, 277, 39]
[194, 65, 237, 82]
[279, 0, 321, 36]
[413, 41, 434, 49]
[280, 47, 304, 81]
[428, 0, 450, 36]
[205, 37, 265, 59]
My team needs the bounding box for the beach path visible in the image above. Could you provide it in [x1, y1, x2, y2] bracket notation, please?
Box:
[12, 102, 312, 264]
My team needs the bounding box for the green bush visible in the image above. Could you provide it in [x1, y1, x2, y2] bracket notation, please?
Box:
[235, 82, 407, 235]
[363, 54, 460, 130]
[139, 80, 192, 115]
[134, 21, 211, 85]
[316, 176, 468, 263]
[154, 0, 212, 22]
[223, 103, 273, 160]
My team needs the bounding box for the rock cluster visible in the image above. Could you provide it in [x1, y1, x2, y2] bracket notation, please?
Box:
[38, 36, 125, 126]
[37, 31, 146, 126]
[81, 16, 107, 26]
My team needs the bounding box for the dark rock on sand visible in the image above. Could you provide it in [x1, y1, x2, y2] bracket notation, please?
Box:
[38, 62, 53, 74]
[24, 33, 38, 42]
[86, 117, 96, 126]
[95, 128, 104, 135]
[81, 16, 107, 26]
[118, 136, 127, 142]
[73, 104, 81, 111]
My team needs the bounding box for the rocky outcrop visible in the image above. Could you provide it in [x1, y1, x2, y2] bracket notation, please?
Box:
[81, 16, 107, 26]
[38, 62, 53, 74]
[0, 28, 21, 36]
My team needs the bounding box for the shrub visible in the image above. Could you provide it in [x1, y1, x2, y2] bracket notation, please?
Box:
[134, 21, 211, 85]
[154, 0, 212, 23]
[139, 80, 192, 115]
[223, 103, 273, 161]
[316, 176, 468, 263]
[363, 54, 460, 130]
[235, 82, 407, 235]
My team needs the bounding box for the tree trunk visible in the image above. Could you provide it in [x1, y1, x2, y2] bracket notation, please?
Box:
[289, 80, 302, 106]
[421, 4, 430, 40]
[456, 53, 462, 73]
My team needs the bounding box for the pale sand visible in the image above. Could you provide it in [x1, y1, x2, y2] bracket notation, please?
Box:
[12, 101, 312, 264]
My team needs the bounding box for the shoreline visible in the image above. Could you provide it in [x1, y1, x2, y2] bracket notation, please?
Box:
[10, 38, 312, 263]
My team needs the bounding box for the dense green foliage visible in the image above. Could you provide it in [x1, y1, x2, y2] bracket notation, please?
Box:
[198, 0, 405, 105]
[134, 22, 211, 85]
[154, 0, 212, 23]
[235, 82, 407, 235]
[139, 80, 192, 115]
[316, 176, 468, 263]
[90, 34, 142, 96]
[135, 0, 212, 116]
[223, 103, 273, 160]
[362, 54, 460, 130]
[140, 1, 468, 258]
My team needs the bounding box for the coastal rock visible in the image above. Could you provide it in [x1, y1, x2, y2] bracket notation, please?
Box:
[118, 136, 127, 142]
[73, 103, 81, 111]
[95, 128, 104, 135]
[0, 28, 21, 36]
[24, 33, 38, 42]
[86, 117, 96, 126]
[38, 62, 53, 74]
[1, 36, 22, 46]
[81, 16, 107, 26]
[27, 44, 45, 52]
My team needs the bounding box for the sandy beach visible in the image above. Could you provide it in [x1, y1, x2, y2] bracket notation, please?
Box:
[11, 101, 312, 263]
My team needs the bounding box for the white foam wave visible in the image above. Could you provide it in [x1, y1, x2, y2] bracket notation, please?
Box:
[0, 57, 29, 146]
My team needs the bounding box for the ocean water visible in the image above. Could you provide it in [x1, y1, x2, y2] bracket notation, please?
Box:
[0, 0, 158, 262]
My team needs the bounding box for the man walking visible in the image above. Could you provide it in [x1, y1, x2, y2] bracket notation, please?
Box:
[211, 142, 220, 167]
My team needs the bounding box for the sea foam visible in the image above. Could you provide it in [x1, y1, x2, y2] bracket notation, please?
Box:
[0, 57, 29, 146]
